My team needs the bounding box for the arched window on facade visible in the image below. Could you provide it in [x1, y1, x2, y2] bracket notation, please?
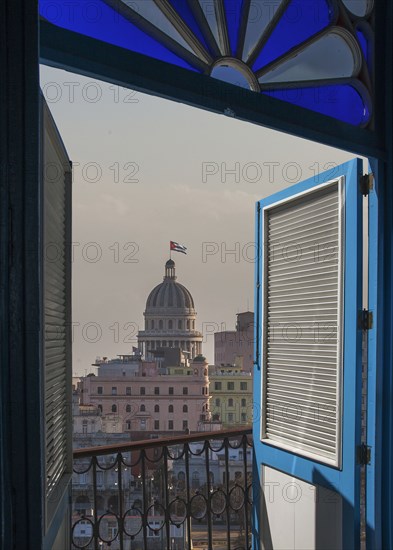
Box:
[192, 471, 200, 489]
[154, 405, 159, 413]
[183, 405, 188, 413]
[187, 320, 190, 329]
[169, 405, 174, 413]
[126, 420, 131, 430]
[178, 320, 182, 329]
[228, 398, 234, 407]
[112, 404, 117, 413]
[151, 320, 154, 329]
[126, 404, 131, 413]
[168, 320, 173, 329]
[97, 404, 103, 413]
[159, 320, 163, 329]
[140, 404, 146, 412]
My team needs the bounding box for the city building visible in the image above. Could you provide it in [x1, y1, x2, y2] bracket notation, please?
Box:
[81, 352, 211, 437]
[214, 312, 254, 373]
[209, 365, 253, 428]
[137, 259, 203, 359]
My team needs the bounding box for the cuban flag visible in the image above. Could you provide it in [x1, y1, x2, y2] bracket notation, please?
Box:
[170, 241, 187, 254]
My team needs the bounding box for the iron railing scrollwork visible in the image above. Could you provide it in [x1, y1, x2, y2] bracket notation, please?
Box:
[72, 428, 252, 550]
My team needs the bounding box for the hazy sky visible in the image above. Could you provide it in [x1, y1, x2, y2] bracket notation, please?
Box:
[40, 65, 355, 375]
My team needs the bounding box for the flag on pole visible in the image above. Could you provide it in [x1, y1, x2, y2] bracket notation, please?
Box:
[170, 241, 187, 254]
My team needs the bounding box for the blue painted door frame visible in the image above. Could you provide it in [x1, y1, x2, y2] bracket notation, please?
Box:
[253, 159, 363, 549]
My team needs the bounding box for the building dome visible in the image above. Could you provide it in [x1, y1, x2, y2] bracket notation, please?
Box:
[137, 259, 203, 359]
[145, 259, 195, 312]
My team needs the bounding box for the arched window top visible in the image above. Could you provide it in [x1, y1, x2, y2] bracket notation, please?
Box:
[40, 0, 374, 127]
[140, 404, 146, 412]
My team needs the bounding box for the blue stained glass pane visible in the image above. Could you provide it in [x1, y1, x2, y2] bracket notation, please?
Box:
[262, 84, 370, 126]
[253, 0, 336, 72]
[39, 0, 198, 71]
[167, 0, 210, 52]
[356, 29, 371, 72]
[223, 0, 243, 56]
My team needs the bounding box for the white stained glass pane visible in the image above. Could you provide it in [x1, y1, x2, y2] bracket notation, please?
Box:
[198, 0, 221, 51]
[242, 0, 286, 62]
[259, 30, 361, 84]
[121, 0, 194, 53]
[211, 65, 252, 89]
[342, 0, 374, 17]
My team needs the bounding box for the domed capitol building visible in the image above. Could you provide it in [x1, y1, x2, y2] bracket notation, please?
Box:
[137, 259, 203, 359]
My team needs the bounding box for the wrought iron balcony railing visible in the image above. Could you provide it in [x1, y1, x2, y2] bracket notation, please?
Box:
[72, 427, 252, 550]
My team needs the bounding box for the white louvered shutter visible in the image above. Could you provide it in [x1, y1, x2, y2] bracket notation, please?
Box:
[42, 99, 72, 521]
[262, 179, 343, 465]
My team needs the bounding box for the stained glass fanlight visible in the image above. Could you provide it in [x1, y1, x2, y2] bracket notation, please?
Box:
[40, 0, 374, 127]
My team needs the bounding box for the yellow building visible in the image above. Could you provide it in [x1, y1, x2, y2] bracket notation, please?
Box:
[209, 365, 253, 428]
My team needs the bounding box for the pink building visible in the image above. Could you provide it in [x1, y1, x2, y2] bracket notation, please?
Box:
[81, 352, 211, 438]
[214, 311, 254, 373]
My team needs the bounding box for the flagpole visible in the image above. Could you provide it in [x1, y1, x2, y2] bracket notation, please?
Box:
[169, 241, 171, 260]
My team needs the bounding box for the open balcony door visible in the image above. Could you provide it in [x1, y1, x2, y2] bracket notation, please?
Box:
[254, 159, 363, 549]
[41, 96, 73, 550]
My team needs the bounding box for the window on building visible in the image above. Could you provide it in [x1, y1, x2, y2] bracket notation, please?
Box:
[192, 471, 200, 489]
[183, 420, 188, 430]
[140, 404, 145, 412]
[169, 387, 174, 395]
[140, 419, 146, 430]
[154, 405, 160, 413]
[168, 320, 173, 329]
[215, 398, 220, 406]
[126, 404, 131, 413]
[183, 405, 188, 413]
[228, 413, 234, 422]
[126, 386, 131, 395]
[187, 320, 190, 329]
[241, 398, 246, 407]
[140, 387, 145, 395]
[154, 387, 160, 395]
[168, 405, 174, 413]
[154, 420, 159, 430]
[112, 404, 117, 413]
[227, 382, 235, 391]
[228, 398, 234, 407]
[97, 386, 103, 395]
[240, 382, 247, 391]
[97, 404, 103, 413]
[159, 320, 163, 329]
[82, 420, 88, 434]
[178, 320, 182, 329]
[96, 471, 104, 486]
[112, 387, 117, 395]
[241, 413, 247, 422]
[168, 420, 174, 430]
[126, 420, 131, 430]
[151, 320, 154, 329]
[214, 382, 222, 391]
[183, 387, 188, 395]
